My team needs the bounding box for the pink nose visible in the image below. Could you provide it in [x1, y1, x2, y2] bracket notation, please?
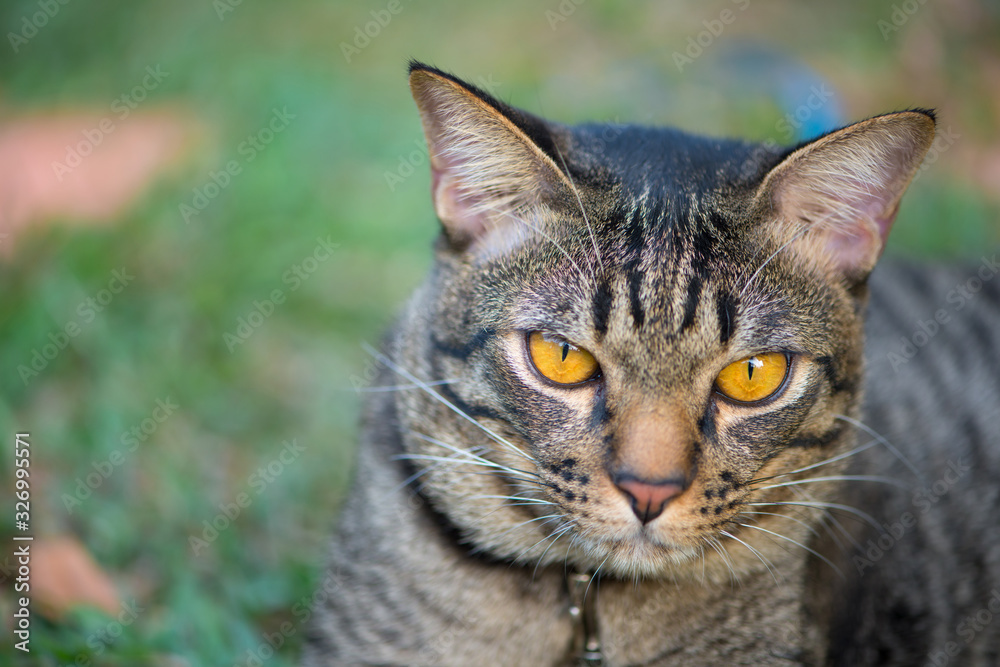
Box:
[615, 476, 685, 524]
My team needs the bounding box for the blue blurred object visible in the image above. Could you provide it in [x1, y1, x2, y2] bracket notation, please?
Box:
[712, 42, 844, 142]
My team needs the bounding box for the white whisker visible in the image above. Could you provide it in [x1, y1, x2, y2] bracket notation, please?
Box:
[739, 510, 820, 538]
[738, 522, 845, 580]
[765, 438, 879, 479]
[553, 142, 603, 273]
[362, 343, 536, 464]
[756, 475, 906, 491]
[720, 529, 781, 584]
[740, 223, 812, 300]
[748, 500, 881, 532]
[834, 413, 921, 478]
[354, 379, 456, 393]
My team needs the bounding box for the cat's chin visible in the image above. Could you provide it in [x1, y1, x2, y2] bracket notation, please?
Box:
[576, 534, 705, 579]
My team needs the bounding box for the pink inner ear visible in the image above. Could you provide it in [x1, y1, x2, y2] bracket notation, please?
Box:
[430, 161, 491, 246]
[822, 220, 881, 274]
[778, 170, 904, 276]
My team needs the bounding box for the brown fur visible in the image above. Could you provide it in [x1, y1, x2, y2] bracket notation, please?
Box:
[304, 64, 1000, 666]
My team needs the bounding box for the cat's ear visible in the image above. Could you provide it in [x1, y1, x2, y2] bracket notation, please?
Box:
[408, 62, 574, 251]
[754, 110, 936, 282]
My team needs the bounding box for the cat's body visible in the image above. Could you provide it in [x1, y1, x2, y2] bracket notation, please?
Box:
[304, 64, 1000, 666]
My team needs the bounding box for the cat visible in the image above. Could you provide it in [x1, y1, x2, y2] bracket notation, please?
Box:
[302, 62, 1000, 666]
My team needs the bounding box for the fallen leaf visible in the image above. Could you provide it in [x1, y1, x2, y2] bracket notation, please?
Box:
[30, 535, 121, 620]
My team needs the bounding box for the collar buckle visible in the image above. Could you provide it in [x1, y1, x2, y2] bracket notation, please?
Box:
[567, 572, 603, 665]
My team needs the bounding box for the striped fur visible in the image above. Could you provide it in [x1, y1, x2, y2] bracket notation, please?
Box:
[304, 65, 1000, 666]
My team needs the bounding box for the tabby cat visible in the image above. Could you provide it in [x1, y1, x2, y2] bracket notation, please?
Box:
[303, 62, 1000, 666]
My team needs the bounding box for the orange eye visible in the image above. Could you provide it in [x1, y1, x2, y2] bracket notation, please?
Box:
[527, 332, 599, 385]
[715, 353, 789, 403]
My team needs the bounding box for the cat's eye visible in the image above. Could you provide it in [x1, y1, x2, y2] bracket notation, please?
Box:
[715, 353, 789, 403]
[527, 331, 599, 385]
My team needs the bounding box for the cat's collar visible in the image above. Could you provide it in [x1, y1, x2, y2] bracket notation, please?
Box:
[567, 571, 603, 665]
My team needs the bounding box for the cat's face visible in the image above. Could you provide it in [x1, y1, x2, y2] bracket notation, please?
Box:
[394, 64, 934, 579]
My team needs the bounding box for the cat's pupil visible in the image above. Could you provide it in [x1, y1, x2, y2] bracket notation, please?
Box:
[561, 344, 569, 362]
[747, 359, 755, 381]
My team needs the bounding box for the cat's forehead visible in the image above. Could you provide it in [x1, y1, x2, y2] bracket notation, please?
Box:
[568, 123, 782, 198]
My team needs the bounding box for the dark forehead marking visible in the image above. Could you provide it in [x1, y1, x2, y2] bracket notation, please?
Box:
[678, 274, 703, 333]
[591, 279, 613, 337]
[716, 290, 738, 344]
[624, 204, 646, 257]
[627, 268, 645, 328]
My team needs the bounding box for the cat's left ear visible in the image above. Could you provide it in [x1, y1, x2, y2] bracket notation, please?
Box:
[408, 62, 576, 252]
[754, 110, 936, 282]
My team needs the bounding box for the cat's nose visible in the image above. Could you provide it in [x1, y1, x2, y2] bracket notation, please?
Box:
[615, 475, 686, 524]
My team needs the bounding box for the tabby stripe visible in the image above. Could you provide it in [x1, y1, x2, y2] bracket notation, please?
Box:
[627, 267, 645, 328]
[437, 382, 505, 422]
[678, 275, 702, 332]
[699, 403, 718, 441]
[787, 421, 845, 449]
[592, 279, 613, 336]
[589, 385, 612, 429]
[431, 328, 495, 360]
[815, 356, 855, 395]
[624, 204, 646, 258]
[716, 289, 737, 344]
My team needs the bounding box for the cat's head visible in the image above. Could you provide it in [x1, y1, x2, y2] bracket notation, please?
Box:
[392, 62, 934, 580]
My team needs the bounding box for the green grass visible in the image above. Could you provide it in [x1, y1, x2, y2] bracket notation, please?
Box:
[0, 1, 996, 664]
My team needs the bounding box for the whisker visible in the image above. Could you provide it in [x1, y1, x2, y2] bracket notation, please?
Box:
[739, 510, 820, 538]
[737, 522, 845, 580]
[748, 500, 882, 532]
[362, 342, 536, 464]
[740, 223, 812, 300]
[353, 379, 456, 393]
[468, 494, 555, 506]
[751, 438, 879, 483]
[706, 536, 740, 587]
[834, 413, 921, 478]
[395, 452, 535, 482]
[755, 475, 906, 491]
[552, 142, 603, 273]
[788, 486, 864, 551]
[477, 201, 594, 283]
[529, 523, 578, 577]
[493, 513, 564, 538]
[408, 432, 543, 480]
[586, 552, 613, 600]
[720, 529, 781, 584]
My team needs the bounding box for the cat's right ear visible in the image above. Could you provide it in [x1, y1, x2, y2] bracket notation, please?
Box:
[408, 62, 574, 252]
[753, 110, 936, 283]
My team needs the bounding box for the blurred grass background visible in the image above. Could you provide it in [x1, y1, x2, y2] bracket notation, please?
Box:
[0, 0, 997, 664]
